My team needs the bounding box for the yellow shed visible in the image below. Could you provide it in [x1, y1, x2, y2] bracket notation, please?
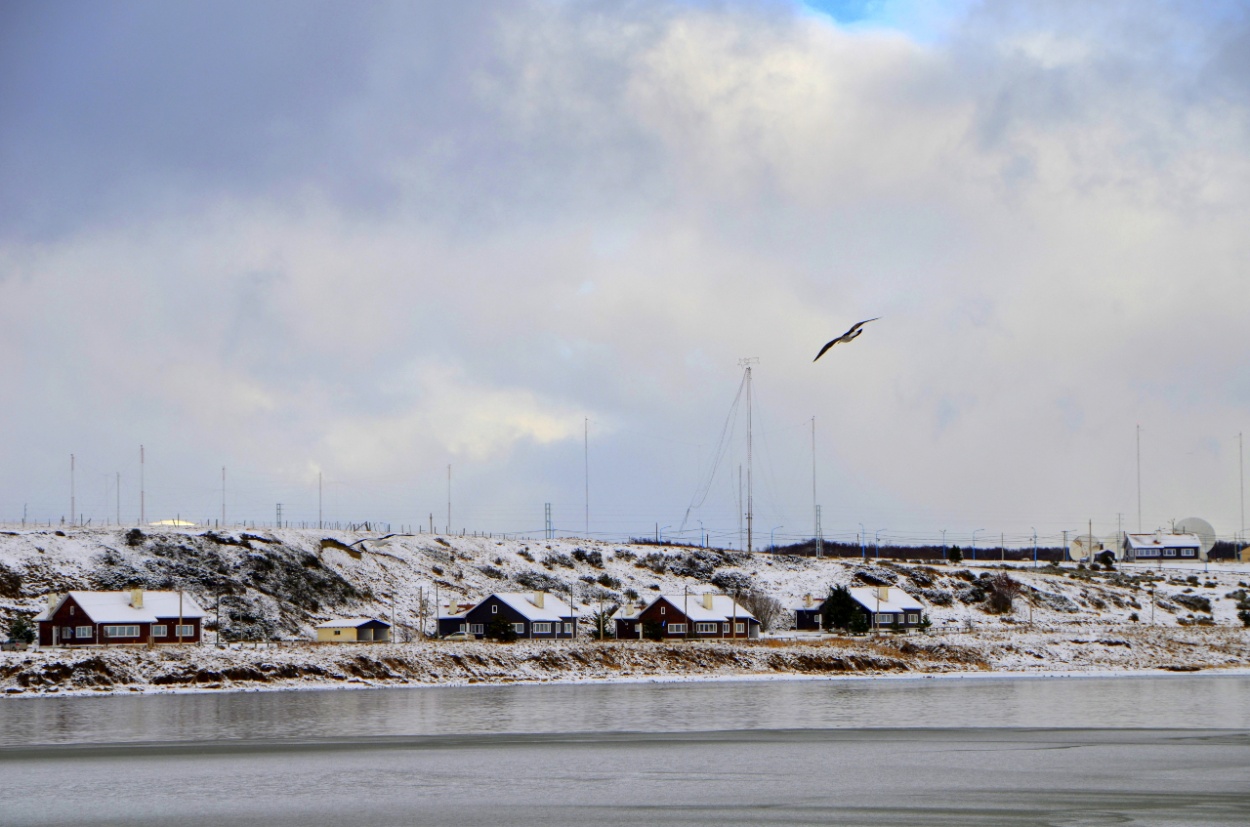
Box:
[316, 617, 391, 643]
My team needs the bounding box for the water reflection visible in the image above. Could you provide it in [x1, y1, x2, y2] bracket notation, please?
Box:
[2, 673, 1248, 747]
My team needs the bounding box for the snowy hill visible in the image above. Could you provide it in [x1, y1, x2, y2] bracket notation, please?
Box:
[3, 526, 1249, 641]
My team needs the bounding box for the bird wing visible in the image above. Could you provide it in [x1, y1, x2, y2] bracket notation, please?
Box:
[813, 317, 879, 362]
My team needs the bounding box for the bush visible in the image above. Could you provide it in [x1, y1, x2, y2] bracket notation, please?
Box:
[948, 546, 963, 564]
[848, 611, 870, 635]
[487, 615, 518, 642]
[642, 620, 664, 641]
[5, 614, 35, 644]
[596, 573, 622, 590]
[985, 573, 1022, 614]
[1239, 609, 1250, 628]
[918, 614, 932, 631]
[572, 548, 604, 568]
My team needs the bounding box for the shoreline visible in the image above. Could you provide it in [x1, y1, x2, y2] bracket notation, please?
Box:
[4, 626, 1248, 699]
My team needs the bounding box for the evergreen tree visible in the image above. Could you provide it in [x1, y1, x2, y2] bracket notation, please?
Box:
[821, 585, 859, 631]
[6, 614, 34, 644]
[948, 545, 963, 564]
[487, 615, 518, 642]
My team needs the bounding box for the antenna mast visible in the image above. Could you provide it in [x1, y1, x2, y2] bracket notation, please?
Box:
[739, 358, 758, 552]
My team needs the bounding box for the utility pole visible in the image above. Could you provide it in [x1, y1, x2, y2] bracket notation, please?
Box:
[811, 416, 818, 548]
[116, 473, 120, 525]
[584, 417, 589, 538]
[222, 467, 226, 528]
[140, 444, 146, 526]
[737, 465, 743, 551]
[1136, 425, 1142, 532]
[446, 464, 451, 534]
[70, 454, 75, 527]
[276, 503, 282, 529]
[318, 471, 323, 530]
[1240, 432, 1245, 544]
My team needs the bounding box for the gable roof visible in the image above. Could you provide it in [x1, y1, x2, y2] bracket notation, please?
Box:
[847, 587, 922, 613]
[441, 592, 575, 622]
[34, 591, 206, 623]
[622, 594, 757, 623]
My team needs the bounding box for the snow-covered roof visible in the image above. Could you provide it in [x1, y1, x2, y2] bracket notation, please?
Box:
[439, 592, 575, 621]
[34, 590, 206, 623]
[848, 587, 922, 613]
[316, 617, 389, 629]
[1125, 532, 1201, 550]
[622, 594, 757, 623]
[493, 592, 574, 621]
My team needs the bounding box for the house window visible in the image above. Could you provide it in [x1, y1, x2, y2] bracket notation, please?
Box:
[695, 622, 718, 634]
[459, 623, 469, 634]
[175, 625, 194, 638]
[1164, 549, 1176, 557]
[334, 629, 342, 636]
[151, 625, 168, 637]
[735, 623, 745, 634]
[492, 605, 498, 613]
[103, 625, 139, 638]
[471, 624, 484, 635]
[668, 623, 687, 634]
[1181, 548, 1195, 557]
[563, 623, 573, 634]
[69, 606, 75, 616]
[722, 623, 730, 633]
[512, 623, 526, 635]
[660, 606, 665, 615]
[907, 614, 919, 624]
[62, 626, 74, 639]
[533, 622, 552, 634]
[76, 626, 92, 638]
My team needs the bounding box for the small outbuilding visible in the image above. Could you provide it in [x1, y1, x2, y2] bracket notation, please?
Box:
[316, 617, 391, 643]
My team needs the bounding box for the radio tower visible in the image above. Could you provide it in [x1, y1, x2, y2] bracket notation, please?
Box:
[739, 358, 758, 552]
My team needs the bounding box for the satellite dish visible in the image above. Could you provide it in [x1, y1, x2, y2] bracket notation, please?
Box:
[1070, 534, 1102, 562]
[1176, 517, 1216, 562]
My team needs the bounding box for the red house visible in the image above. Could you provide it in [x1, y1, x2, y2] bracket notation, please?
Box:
[615, 593, 760, 640]
[34, 589, 205, 647]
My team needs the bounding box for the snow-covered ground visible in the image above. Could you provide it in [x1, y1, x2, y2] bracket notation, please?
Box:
[1, 527, 1247, 695]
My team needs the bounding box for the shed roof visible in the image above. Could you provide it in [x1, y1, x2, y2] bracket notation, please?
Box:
[33, 591, 206, 623]
[315, 617, 390, 629]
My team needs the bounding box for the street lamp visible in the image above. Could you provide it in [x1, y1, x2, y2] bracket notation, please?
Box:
[875, 529, 884, 560]
[770, 525, 784, 549]
[697, 519, 706, 548]
[859, 523, 867, 559]
[659, 525, 672, 544]
[971, 529, 984, 561]
[941, 529, 947, 561]
[1031, 527, 1038, 568]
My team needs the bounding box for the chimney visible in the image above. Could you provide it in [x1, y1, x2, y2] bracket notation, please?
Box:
[703, 593, 714, 610]
[47, 593, 61, 611]
[130, 588, 143, 609]
[533, 591, 545, 609]
[803, 593, 813, 607]
[876, 586, 889, 602]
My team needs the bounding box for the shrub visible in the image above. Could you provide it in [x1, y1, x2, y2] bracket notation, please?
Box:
[1239, 609, 1250, 628]
[985, 573, 1022, 614]
[1129, 612, 1139, 622]
[742, 590, 783, 632]
[947, 546, 963, 564]
[572, 548, 604, 568]
[6, 614, 35, 644]
[918, 614, 932, 631]
[596, 573, 622, 590]
[125, 528, 145, 547]
[487, 615, 518, 642]
[848, 611, 870, 635]
[642, 620, 664, 641]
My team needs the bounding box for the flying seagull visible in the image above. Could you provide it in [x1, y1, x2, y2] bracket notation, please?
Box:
[813, 318, 879, 362]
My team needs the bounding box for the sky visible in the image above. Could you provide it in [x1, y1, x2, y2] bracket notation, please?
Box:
[2, 0, 1248, 548]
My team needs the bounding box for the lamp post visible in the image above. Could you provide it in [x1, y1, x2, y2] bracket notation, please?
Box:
[770, 526, 784, 550]
[697, 519, 706, 548]
[859, 523, 866, 559]
[875, 529, 884, 560]
[1031, 527, 1038, 568]
[972, 529, 984, 562]
[659, 525, 671, 544]
[941, 529, 947, 561]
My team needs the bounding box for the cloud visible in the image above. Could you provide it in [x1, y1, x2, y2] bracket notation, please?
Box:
[1, 0, 1248, 541]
